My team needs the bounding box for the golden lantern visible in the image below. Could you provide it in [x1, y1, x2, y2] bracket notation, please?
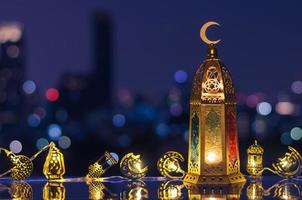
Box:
[43, 142, 65, 180]
[184, 22, 245, 185]
[246, 141, 264, 177]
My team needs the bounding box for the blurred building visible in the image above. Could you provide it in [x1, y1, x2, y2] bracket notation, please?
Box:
[0, 22, 25, 125]
[52, 13, 113, 119]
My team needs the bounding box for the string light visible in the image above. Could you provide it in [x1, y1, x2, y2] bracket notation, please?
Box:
[246, 140, 264, 177]
[120, 153, 148, 179]
[246, 144, 302, 178]
[87, 151, 119, 179]
[43, 142, 65, 180]
[157, 151, 185, 179]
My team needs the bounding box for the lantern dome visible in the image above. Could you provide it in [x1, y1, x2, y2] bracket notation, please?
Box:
[247, 140, 264, 155]
[190, 45, 236, 105]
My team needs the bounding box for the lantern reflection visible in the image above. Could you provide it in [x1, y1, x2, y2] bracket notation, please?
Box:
[10, 181, 33, 200]
[158, 180, 184, 199]
[120, 181, 148, 200]
[86, 180, 117, 200]
[246, 179, 264, 200]
[43, 182, 65, 200]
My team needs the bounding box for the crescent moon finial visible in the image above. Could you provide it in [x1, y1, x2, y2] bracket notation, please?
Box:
[200, 21, 221, 45]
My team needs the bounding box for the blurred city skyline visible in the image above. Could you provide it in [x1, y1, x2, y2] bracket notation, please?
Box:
[1, 1, 302, 100]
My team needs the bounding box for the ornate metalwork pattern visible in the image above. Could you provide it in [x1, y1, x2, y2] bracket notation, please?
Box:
[189, 112, 200, 173]
[204, 108, 223, 167]
[190, 65, 205, 105]
[226, 105, 239, 174]
[222, 66, 236, 104]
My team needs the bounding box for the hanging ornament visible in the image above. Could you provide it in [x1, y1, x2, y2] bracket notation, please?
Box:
[120, 153, 148, 179]
[272, 146, 302, 178]
[157, 151, 185, 179]
[0, 148, 33, 180]
[0, 142, 58, 180]
[43, 142, 65, 180]
[87, 151, 119, 179]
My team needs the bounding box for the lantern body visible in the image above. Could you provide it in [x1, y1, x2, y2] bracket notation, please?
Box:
[246, 141, 264, 176]
[184, 46, 245, 184]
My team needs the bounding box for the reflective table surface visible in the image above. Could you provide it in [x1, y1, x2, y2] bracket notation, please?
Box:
[0, 176, 301, 199]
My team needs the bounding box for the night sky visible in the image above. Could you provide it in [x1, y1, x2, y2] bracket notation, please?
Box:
[1, 1, 302, 101]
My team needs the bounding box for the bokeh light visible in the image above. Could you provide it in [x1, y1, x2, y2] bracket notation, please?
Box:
[45, 88, 60, 102]
[156, 123, 170, 137]
[118, 134, 132, 147]
[9, 140, 22, 153]
[58, 136, 71, 149]
[252, 118, 267, 134]
[22, 80, 36, 95]
[112, 114, 126, 127]
[27, 113, 41, 127]
[290, 127, 302, 141]
[174, 70, 188, 84]
[256, 102, 272, 116]
[47, 124, 62, 140]
[36, 138, 49, 150]
[275, 102, 295, 115]
[246, 94, 260, 108]
[169, 103, 183, 117]
[55, 108, 68, 122]
[280, 132, 293, 145]
[291, 81, 302, 94]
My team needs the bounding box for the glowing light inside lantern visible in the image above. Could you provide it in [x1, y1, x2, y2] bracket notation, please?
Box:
[206, 152, 217, 163]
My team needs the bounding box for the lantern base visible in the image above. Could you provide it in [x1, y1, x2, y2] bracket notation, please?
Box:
[184, 180, 245, 199]
[183, 172, 246, 185]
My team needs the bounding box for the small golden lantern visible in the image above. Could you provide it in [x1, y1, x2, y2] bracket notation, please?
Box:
[87, 151, 119, 179]
[247, 141, 264, 177]
[184, 21, 245, 185]
[43, 142, 65, 180]
[43, 182, 66, 200]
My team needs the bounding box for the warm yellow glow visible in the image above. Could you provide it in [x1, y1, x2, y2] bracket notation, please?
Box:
[168, 163, 177, 171]
[169, 187, 178, 198]
[206, 152, 217, 163]
[135, 163, 142, 171]
[135, 188, 142, 200]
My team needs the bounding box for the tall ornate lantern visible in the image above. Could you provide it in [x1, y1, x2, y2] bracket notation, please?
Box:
[184, 22, 245, 185]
